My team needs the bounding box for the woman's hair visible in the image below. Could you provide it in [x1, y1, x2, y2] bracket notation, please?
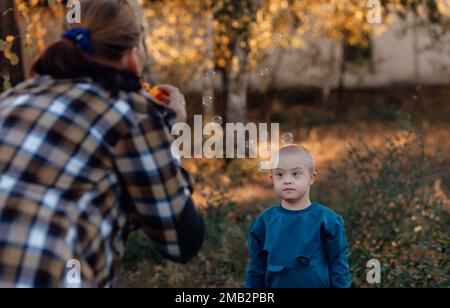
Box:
[32, 0, 142, 96]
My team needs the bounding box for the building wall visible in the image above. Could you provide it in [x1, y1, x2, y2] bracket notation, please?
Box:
[261, 15, 450, 90]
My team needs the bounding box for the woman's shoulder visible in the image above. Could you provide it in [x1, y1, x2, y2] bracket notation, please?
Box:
[1, 75, 51, 98]
[1, 75, 108, 100]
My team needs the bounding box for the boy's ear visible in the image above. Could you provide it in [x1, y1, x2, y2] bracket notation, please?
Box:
[310, 171, 317, 185]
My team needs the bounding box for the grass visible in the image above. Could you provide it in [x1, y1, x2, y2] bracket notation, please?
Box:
[117, 203, 253, 288]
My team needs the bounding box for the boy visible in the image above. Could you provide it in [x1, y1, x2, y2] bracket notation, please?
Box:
[245, 145, 351, 288]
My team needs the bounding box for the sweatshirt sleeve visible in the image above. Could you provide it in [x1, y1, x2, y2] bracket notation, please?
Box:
[245, 216, 267, 288]
[322, 215, 351, 288]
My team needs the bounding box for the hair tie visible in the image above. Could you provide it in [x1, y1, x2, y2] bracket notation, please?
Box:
[63, 28, 93, 55]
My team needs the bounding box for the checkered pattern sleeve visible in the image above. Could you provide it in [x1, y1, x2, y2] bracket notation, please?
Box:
[112, 95, 202, 262]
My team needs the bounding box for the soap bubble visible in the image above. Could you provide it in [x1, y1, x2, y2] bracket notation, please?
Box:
[202, 96, 214, 106]
[205, 70, 216, 80]
[246, 139, 256, 149]
[257, 161, 265, 172]
[260, 68, 270, 78]
[272, 33, 282, 44]
[281, 132, 294, 144]
[211, 115, 223, 125]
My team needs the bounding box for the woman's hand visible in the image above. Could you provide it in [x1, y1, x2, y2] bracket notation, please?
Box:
[153, 84, 187, 124]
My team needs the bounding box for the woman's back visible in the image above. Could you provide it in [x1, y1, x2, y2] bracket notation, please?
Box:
[0, 71, 199, 287]
[0, 0, 203, 288]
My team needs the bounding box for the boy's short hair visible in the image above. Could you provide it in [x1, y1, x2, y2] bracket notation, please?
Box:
[273, 144, 316, 173]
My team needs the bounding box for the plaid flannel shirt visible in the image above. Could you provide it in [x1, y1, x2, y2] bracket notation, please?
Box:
[0, 75, 201, 287]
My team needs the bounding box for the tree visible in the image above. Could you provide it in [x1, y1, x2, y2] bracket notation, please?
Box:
[0, 0, 24, 89]
[2, 0, 448, 100]
[1, 0, 67, 90]
[142, 0, 308, 123]
[142, 0, 386, 121]
[141, 0, 450, 122]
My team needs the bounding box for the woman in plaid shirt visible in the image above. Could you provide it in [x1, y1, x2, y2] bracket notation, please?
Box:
[0, 0, 204, 287]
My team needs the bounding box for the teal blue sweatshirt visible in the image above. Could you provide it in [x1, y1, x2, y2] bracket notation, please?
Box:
[245, 203, 351, 288]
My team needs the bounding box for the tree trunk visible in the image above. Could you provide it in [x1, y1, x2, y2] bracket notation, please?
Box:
[0, 0, 24, 87]
[322, 41, 337, 106]
[220, 67, 230, 124]
[337, 37, 347, 105]
[411, 14, 420, 84]
[202, 11, 215, 118]
[338, 38, 347, 101]
[221, 65, 249, 168]
[265, 47, 286, 122]
[226, 71, 248, 124]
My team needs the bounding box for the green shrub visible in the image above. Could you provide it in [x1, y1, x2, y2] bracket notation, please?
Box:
[330, 113, 449, 287]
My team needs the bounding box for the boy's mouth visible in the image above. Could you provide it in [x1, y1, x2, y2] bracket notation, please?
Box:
[282, 188, 296, 192]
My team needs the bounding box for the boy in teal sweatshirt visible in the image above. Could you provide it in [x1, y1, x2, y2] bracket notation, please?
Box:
[246, 145, 351, 288]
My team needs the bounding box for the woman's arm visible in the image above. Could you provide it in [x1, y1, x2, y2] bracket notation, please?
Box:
[113, 100, 203, 263]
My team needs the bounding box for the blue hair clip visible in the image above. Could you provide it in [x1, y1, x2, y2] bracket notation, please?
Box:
[63, 28, 93, 55]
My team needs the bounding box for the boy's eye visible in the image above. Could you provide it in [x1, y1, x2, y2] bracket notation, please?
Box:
[276, 173, 283, 177]
[293, 172, 301, 177]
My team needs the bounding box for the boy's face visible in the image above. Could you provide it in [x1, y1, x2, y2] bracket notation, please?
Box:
[271, 152, 317, 202]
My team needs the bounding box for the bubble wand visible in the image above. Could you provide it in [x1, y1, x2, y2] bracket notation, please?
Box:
[142, 82, 171, 106]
